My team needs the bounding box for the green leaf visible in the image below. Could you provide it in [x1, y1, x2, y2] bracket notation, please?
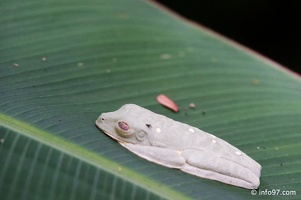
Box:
[1, 0, 301, 200]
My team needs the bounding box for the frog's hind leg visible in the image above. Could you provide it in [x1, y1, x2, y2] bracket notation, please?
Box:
[180, 149, 260, 189]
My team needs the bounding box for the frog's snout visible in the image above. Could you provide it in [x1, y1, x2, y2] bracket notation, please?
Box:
[96, 113, 106, 125]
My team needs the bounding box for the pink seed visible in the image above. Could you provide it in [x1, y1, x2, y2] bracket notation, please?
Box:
[156, 94, 179, 112]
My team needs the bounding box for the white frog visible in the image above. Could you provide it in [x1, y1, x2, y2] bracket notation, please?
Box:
[96, 104, 261, 189]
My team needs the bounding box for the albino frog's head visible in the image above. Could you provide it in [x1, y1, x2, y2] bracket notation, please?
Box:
[96, 104, 152, 145]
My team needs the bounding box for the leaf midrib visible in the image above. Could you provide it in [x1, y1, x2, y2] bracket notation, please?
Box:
[0, 113, 190, 200]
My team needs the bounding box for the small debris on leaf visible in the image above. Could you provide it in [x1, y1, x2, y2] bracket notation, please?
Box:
[184, 107, 188, 115]
[160, 53, 171, 60]
[77, 62, 84, 67]
[157, 94, 179, 112]
[189, 103, 196, 109]
[252, 79, 260, 85]
[178, 51, 185, 57]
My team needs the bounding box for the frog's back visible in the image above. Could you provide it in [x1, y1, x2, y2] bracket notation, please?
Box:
[143, 110, 261, 174]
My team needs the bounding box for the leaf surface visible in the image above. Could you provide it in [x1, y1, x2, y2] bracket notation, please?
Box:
[1, 0, 301, 199]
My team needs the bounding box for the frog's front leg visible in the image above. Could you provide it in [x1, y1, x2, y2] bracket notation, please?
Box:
[181, 149, 260, 189]
[120, 143, 185, 168]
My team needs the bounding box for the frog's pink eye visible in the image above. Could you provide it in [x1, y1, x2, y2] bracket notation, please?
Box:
[118, 121, 129, 131]
[116, 121, 133, 137]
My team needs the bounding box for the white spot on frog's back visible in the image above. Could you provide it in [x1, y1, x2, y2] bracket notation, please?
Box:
[156, 128, 161, 133]
[212, 140, 217, 144]
[188, 128, 194, 133]
[235, 151, 242, 156]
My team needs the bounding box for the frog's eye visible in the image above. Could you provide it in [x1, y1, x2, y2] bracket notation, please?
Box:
[118, 121, 129, 131]
[116, 121, 133, 137]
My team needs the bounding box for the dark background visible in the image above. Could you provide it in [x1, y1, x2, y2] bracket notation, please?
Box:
[154, 0, 301, 74]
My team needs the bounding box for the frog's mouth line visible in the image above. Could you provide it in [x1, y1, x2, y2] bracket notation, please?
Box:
[96, 124, 124, 143]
